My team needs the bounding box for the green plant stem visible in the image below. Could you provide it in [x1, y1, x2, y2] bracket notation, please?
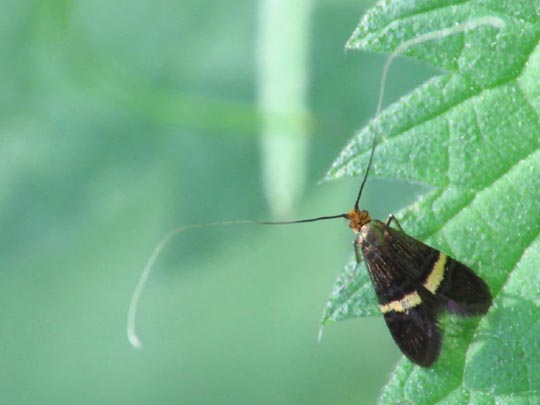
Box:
[257, 0, 313, 218]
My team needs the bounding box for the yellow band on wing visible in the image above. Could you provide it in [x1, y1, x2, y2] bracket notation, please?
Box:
[379, 253, 447, 314]
[380, 291, 422, 314]
[424, 253, 447, 294]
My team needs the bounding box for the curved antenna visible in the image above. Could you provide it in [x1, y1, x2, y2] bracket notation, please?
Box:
[353, 16, 506, 209]
[127, 214, 347, 349]
[127, 220, 253, 349]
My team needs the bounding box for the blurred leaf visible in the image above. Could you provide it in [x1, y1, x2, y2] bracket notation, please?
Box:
[322, 0, 540, 403]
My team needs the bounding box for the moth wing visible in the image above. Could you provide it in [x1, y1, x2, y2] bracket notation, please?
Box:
[383, 306, 441, 367]
[357, 220, 492, 367]
[431, 256, 492, 316]
[358, 221, 443, 367]
[378, 223, 492, 316]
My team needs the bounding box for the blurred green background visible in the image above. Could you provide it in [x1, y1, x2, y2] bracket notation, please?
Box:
[2, 0, 436, 403]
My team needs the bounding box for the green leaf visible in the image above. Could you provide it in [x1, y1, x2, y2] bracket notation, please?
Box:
[322, 0, 540, 403]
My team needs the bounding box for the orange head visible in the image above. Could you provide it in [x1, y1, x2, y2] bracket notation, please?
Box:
[346, 208, 371, 233]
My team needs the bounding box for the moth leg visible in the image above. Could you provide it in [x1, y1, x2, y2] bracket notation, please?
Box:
[354, 239, 363, 264]
[335, 240, 364, 294]
[386, 214, 405, 233]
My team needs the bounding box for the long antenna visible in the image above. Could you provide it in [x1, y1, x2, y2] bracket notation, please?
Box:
[127, 214, 347, 349]
[352, 16, 506, 210]
[260, 213, 348, 225]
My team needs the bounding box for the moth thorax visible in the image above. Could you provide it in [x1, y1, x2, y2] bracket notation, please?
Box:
[346, 209, 371, 233]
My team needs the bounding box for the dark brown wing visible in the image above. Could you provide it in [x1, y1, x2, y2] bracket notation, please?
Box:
[434, 256, 492, 316]
[383, 306, 441, 367]
[355, 220, 492, 366]
[360, 220, 492, 315]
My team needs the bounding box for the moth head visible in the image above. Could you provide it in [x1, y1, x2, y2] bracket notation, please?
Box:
[346, 208, 371, 233]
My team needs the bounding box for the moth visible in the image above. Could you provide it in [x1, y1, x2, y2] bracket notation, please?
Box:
[345, 206, 492, 366]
